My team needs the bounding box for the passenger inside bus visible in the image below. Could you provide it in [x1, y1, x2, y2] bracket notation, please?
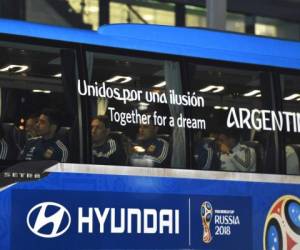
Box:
[217, 129, 256, 172]
[19, 109, 69, 162]
[91, 115, 126, 165]
[25, 114, 38, 140]
[130, 117, 170, 168]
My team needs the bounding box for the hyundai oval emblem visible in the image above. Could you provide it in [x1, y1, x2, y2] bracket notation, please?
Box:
[26, 202, 71, 238]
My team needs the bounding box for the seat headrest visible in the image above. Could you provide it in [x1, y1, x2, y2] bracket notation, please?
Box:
[157, 134, 170, 141]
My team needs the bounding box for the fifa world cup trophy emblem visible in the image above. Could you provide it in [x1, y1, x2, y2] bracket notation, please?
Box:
[263, 195, 300, 250]
[201, 201, 213, 243]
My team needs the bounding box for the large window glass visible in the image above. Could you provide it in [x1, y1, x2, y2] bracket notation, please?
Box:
[0, 41, 78, 165]
[84, 52, 185, 169]
[188, 63, 274, 173]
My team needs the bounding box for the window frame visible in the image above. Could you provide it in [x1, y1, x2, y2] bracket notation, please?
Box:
[0, 33, 83, 163]
[1, 31, 300, 174]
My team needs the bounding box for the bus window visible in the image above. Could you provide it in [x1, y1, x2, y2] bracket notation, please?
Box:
[0, 41, 79, 165]
[84, 52, 185, 169]
[281, 74, 300, 175]
[188, 63, 273, 173]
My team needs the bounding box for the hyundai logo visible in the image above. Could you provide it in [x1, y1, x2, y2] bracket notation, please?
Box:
[26, 202, 71, 238]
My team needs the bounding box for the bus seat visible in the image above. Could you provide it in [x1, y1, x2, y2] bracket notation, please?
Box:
[15, 128, 27, 151]
[192, 137, 220, 170]
[286, 144, 300, 175]
[1, 123, 20, 159]
[109, 131, 125, 145]
[57, 126, 72, 144]
[201, 137, 216, 145]
[110, 131, 123, 136]
[242, 141, 264, 173]
[2, 123, 15, 139]
[288, 144, 300, 156]
[157, 134, 170, 142]
[109, 131, 124, 146]
[109, 131, 130, 165]
[200, 137, 219, 154]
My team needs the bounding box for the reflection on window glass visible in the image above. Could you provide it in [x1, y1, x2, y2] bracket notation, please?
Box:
[68, 0, 99, 30]
[256, 17, 300, 40]
[281, 74, 300, 175]
[185, 5, 206, 28]
[255, 17, 278, 38]
[0, 42, 78, 164]
[189, 63, 270, 173]
[86, 52, 184, 169]
[226, 12, 245, 33]
[110, 1, 175, 25]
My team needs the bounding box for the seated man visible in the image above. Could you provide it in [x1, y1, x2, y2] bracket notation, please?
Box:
[217, 129, 256, 172]
[19, 109, 68, 162]
[25, 114, 38, 140]
[91, 116, 126, 165]
[130, 121, 170, 168]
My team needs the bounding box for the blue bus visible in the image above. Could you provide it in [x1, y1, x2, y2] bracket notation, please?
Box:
[0, 19, 300, 250]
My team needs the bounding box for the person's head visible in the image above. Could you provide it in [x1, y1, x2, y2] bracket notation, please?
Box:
[138, 118, 158, 141]
[217, 129, 240, 149]
[25, 115, 38, 139]
[37, 109, 60, 139]
[91, 116, 110, 146]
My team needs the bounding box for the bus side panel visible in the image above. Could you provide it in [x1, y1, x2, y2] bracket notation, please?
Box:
[0, 188, 12, 250]
[1, 172, 299, 250]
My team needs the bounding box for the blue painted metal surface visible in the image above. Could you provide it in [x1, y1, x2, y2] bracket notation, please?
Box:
[0, 19, 299, 69]
[0, 172, 300, 249]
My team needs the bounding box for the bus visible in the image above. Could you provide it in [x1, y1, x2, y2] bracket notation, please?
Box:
[0, 18, 300, 250]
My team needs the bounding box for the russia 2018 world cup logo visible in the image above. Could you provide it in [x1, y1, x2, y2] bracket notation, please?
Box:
[263, 195, 300, 250]
[201, 201, 213, 243]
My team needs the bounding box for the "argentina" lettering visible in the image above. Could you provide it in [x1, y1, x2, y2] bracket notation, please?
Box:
[227, 107, 300, 133]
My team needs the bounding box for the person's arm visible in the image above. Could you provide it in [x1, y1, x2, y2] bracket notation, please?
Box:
[54, 140, 69, 162]
[151, 138, 169, 167]
[102, 139, 117, 159]
[229, 146, 256, 172]
[93, 139, 118, 165]
[104, 138, 126, 165]
[0, 139, 8, 160]
[110, 141, 126, 165]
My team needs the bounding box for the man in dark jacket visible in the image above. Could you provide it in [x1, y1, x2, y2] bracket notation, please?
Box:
[91, 116, 126, 165]
[20, 109, 68, 162]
